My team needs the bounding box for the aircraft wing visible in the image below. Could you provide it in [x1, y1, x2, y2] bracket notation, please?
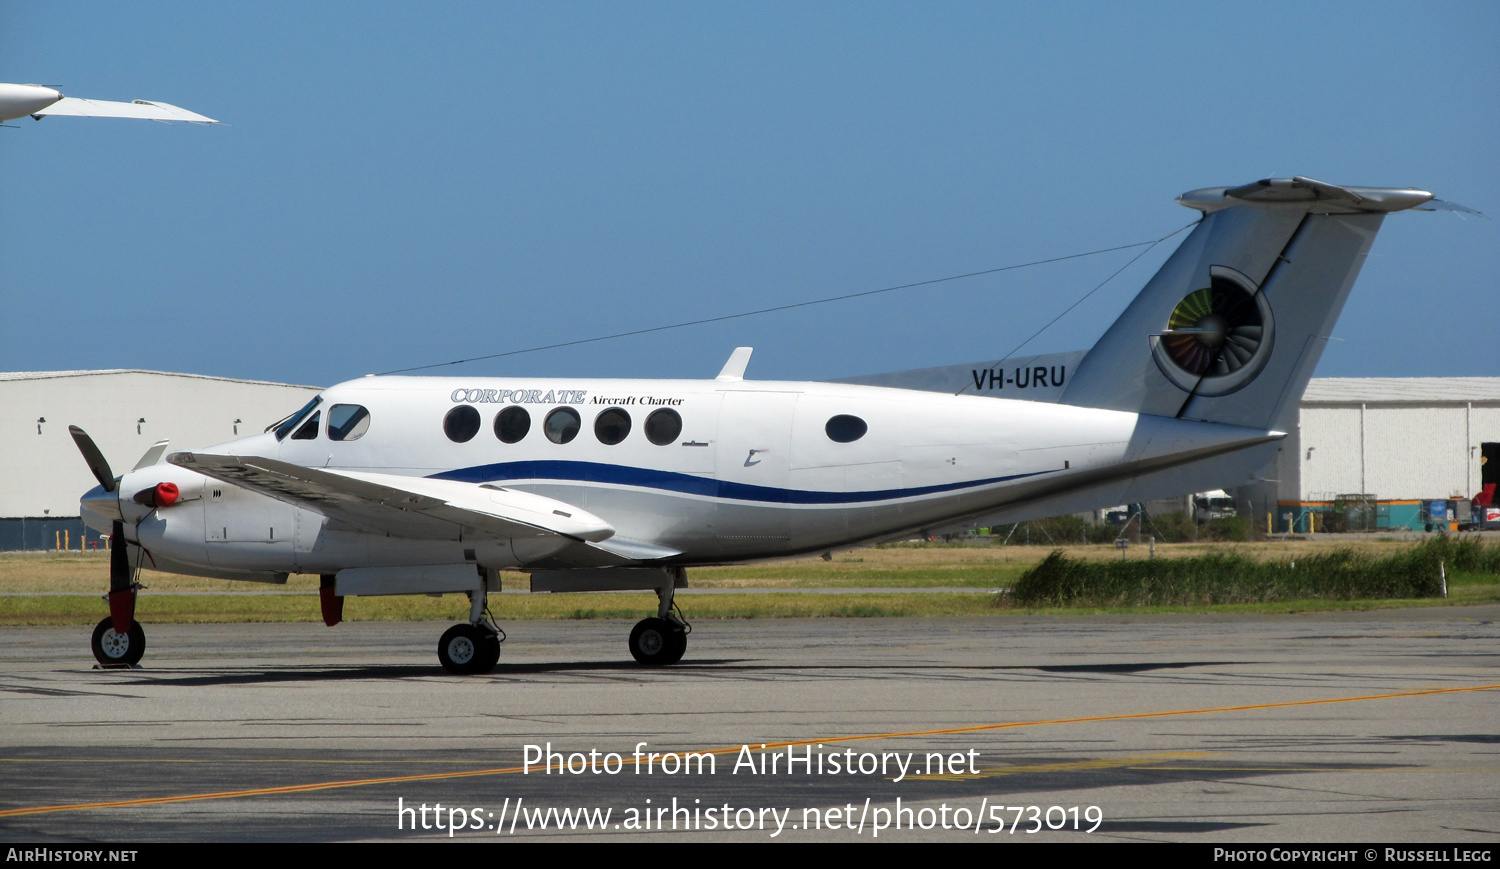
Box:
[167, 452, 613, 543]
[34, 97, 218, 124]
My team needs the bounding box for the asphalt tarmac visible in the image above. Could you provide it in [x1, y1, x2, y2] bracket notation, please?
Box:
[1, 608, 1497, 843]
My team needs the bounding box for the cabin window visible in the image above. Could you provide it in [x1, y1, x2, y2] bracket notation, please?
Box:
[644, 408, 682, 446]
[328, 405, 371, 441]
[272, 396, 322, 441]
[444, 406, 481, 443]
[291, 411, 321, 441]
[544, 407, 581, 444]
[495, 406, 531, 443]
[825, 414, 867, 443]
[594, 408, 631, 445]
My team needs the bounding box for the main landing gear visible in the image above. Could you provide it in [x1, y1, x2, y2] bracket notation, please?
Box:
[438, 623, 502, 674]
[629, 568, 689, 666]
[437, 568, 504, 675]
[629, 617, 686, 665]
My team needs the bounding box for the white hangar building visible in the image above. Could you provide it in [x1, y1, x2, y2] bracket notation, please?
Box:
[1236, 377, 1500, 532]
[2, 370, 320, 550]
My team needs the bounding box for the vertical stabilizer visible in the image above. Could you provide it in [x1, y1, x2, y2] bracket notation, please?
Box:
[1060, 178, 1433, 432]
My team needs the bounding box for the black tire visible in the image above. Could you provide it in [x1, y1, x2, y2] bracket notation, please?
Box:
[663, 625, 687, 665]
[91, 617, 145, 667]
[475, 628, 501, 674]
[438, 624, 485, 674]
[629, 618, 685, 666]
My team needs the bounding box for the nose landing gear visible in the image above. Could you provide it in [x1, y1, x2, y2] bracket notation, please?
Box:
[91, 616, 145, 667]
[91, 521, 146, 668]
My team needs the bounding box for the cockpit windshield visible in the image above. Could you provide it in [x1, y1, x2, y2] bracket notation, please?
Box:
[270, 396, 323, 441]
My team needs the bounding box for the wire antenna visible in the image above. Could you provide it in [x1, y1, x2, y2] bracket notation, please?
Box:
[381, 227, 1194, 376]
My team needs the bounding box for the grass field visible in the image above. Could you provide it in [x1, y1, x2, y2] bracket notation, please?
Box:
[3, 535, 1498, 625]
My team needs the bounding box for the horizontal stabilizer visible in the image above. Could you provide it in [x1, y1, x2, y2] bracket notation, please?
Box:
[1415, 198, 1486, 218]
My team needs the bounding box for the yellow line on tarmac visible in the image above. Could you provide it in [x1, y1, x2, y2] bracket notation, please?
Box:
[0, 757, 489, 766]
[912, 751, 1215, 781]
[2, 682, 1495, 818]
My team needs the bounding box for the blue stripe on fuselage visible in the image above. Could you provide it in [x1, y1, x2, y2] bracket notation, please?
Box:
[429, 460, 1046, 505]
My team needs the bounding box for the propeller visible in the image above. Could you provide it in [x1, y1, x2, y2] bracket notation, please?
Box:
[69, 425, 118, 493]
[66, 425, 145, 636]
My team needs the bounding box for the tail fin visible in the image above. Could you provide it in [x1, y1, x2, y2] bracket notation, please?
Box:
[1061, 177, 1435, 432]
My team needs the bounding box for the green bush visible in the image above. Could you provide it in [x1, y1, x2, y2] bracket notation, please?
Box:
[1145, 512, 1195, 542]
[1203, 516, 1251, 542]
[1008, 537, 1489, 607]
[996, 515, 1118, 545]
[1418, 534, 1500, 573]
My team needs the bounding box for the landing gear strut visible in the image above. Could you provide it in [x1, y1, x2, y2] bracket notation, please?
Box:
[437, 568, 503, 675]
[92, 521, 145, 668]
[629, 567, 688, 666]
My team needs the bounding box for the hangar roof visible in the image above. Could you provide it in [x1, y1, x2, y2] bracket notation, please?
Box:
[1302, 377, 1500, 406]
[0, 369, 322, 389]
[9, 370, 1498, 406]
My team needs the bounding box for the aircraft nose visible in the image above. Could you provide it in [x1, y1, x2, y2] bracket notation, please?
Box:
[80, 483, 123, 527]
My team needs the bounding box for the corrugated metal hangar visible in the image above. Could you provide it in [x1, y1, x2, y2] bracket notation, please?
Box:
[1238, 378, 1500, 532]
[1, 370, 320, 549]
[3, 370, 1497, 548]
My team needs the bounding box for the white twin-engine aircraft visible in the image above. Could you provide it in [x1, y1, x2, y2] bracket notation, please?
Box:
[72, 177, 1450, 673]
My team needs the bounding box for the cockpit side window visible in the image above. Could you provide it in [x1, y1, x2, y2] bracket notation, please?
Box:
[272, 396, 323, 441]
[328, 404, 371, 441]
[291, 411, 321, 441]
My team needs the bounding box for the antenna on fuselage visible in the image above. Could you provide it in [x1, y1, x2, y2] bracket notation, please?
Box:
[716, 347, 753, 381]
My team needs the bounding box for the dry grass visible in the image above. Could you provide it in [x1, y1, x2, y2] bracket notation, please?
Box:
[3, 535, 1495, 625]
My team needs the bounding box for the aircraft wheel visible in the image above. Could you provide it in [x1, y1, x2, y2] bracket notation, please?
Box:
[629, 618, 685, 666]
[475, 628, 502, 673]
[91, 617, 146, 667]
[438, 624, 491, 675]
[664, 625, 687, 665]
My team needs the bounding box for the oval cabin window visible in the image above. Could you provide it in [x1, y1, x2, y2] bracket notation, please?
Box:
[825, 414, 867, 443]
[494, 406, 531, 443]
[644, 408, 682, 446]
[594, 408, 631, 445]
[544, 407, 581, 444]
[444, 406, 481, 443]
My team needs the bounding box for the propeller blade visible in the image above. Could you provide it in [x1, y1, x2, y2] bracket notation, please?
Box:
[133, 439, 170, 472]
[68, 425, 117, 493]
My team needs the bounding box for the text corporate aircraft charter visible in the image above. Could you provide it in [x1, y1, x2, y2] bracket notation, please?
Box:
[72, 177, 1459, 673]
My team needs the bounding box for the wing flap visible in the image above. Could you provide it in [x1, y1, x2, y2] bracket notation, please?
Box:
[167, 453, 613, 543]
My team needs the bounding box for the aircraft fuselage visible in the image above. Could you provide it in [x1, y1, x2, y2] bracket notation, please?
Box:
[85, 375, 1277, 580]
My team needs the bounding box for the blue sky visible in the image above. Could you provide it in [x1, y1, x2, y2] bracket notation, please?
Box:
[2, 2, 1495, 388]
